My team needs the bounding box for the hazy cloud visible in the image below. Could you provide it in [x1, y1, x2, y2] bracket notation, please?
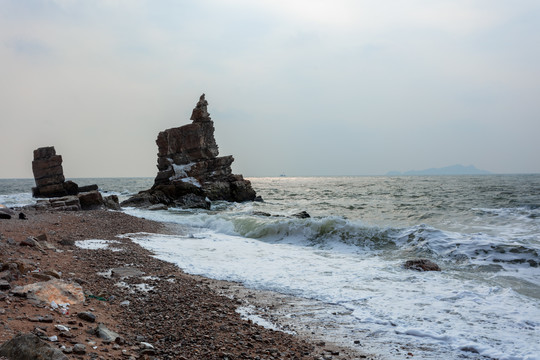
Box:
[1, 0, 539, 177]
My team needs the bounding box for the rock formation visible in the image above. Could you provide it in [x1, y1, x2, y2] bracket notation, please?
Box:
[30, 146, 119, 210]
[31, 146, 70, 198]
[122, 94, 257, 209]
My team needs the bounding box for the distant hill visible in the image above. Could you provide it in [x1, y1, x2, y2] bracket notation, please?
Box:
[386, 164, 491, 176]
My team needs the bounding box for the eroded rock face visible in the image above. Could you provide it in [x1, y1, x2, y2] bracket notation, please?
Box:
[122, 94, 257, 208]
[31, 146, 67, 198]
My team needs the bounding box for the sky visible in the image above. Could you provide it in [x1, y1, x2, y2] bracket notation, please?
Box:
[1, 0, 539, 178]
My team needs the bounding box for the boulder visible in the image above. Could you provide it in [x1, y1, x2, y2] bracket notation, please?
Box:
[11, 279, 85, 305]
[78, 190, 104, 210]
[123, 94, 257, 209]
[103, 194, 121, 210]
[0, 333, 68, 360]
[404, 259, 441, 271]
[0, 207, 15, 219]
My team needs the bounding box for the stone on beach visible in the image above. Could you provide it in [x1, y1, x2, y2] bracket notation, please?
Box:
[0, 333, 68, 360]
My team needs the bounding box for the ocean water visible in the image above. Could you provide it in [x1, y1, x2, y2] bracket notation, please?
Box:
[2, 175, 539, 359]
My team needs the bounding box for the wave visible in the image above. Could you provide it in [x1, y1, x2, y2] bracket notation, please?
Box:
[125, 206, 540, 276]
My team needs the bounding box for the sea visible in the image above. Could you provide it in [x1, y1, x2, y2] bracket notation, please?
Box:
[1, 175, 539, 359]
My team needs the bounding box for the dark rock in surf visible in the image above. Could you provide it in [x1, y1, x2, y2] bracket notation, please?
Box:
[292, 211, 311, 219]
[404, 259, 441, 271]
[122, 94, 257, 209]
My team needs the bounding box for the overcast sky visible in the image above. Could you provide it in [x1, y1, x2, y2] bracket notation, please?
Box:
[1, 0, 539, 178]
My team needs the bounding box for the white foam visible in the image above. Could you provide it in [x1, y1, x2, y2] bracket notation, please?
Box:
[127, 231, 540, 359]
[75, 239, 121, 250]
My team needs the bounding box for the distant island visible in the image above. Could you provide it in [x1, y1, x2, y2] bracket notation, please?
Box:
[386, 164, 491, 176]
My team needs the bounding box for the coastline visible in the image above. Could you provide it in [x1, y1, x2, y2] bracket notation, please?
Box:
[0, 208, 374, 359]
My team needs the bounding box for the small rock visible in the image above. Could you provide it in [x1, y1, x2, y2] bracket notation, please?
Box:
[36, 233, 48, 242]
[73, 343, 86, 354]
[55, 325, 69, 332]
[140, 342, 154, 349]
[404, 259, 441, 271]
[19, 212, 27, 220]
[292, 211, 311, 219]
[94, 323, 120, 342]
[78, 311, 96, 323]
[0, 280, 10, 291]
[20, 237, 39, 247]
[43, 269, 61, 279]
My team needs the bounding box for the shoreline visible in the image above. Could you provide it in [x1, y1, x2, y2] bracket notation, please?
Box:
[0, 208, 375, 359]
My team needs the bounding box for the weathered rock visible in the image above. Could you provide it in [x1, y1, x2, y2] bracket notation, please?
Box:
[77, 311, 96, 323]
[31, 147, 67, 198]
[0, 279, 10, 290]
[0, 206, 15, 219]
[62, 180, 79, 195]
[20, 237, 39, 247]
[94, 323, 120, 342]
[404, 259, 441, 271]
[0, 333, 68, 360]
[11, 279, 85, 304]
[78, 191, 104, 210]
[72, 343, 86, 354]
[103, 195, 121, 210]
[122, 94, 257, 208]
[31, 146, 100, 202]
[78, 184, 99, 192]
[292, 211, 311, 219]
[36, 233, 48, 242]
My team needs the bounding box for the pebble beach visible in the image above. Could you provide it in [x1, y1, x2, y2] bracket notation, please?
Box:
[0, 208, 372, 360]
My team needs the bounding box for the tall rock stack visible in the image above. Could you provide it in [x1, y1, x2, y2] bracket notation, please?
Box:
[122, 94, 257, 209]
[31, 146, 71, 198]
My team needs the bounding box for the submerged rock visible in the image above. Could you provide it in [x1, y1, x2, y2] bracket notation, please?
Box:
[404, 259, 441, 271]
[122, 94, 257, 209]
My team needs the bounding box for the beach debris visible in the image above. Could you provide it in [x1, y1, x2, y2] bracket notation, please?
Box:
[404, 259, 441, 271]
[121, 94, 257, 209]
[0, 333, 68, 360]
[19, 212, 27, 219]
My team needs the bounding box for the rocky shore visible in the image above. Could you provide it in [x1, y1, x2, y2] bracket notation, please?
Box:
[0, 209, 373, 360]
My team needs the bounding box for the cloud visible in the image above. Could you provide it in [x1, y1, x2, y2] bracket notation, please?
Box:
[1, 0, 539, 177]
